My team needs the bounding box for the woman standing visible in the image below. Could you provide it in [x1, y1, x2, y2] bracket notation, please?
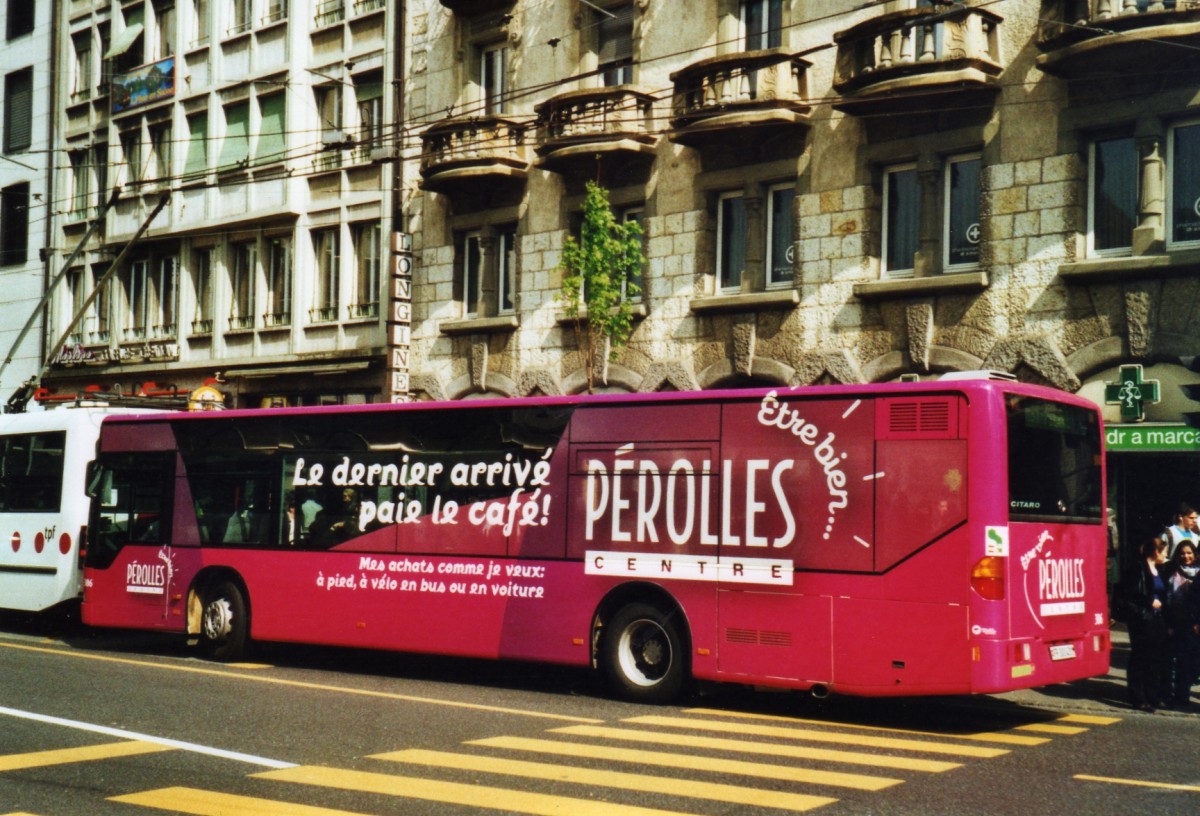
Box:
[1164, 541, 1200, 709]
[1122, 537, 1170, 712]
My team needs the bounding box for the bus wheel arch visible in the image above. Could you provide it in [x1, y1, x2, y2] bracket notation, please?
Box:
[187, 569, 250, 662]
[593, 584, 691, 703]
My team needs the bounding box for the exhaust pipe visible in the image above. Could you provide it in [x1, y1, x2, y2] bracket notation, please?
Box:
[810, 684, 830, 699]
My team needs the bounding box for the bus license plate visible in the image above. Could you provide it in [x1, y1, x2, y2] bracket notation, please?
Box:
[1049, 644, 1076, 661]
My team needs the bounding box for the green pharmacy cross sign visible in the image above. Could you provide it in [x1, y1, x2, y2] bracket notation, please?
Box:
[1104, 364, 1161, 422]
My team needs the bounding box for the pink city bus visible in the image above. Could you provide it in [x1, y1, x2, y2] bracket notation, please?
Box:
[81, 376, 1110, 701]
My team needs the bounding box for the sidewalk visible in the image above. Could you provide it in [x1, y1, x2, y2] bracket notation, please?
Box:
[994, 625, 1200, 716]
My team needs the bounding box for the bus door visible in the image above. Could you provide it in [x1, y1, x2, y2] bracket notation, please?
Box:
[85, 452, 178, 629]
[714, 393, 876, 684]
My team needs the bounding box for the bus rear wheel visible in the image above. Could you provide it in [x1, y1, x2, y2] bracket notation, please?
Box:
[200, 581, 248, 662]
[601, 602, 686, 703]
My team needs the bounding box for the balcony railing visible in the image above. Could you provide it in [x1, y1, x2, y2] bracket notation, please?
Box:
[534, 87, 656, 170]
[833, 6, 1003, 112]
[315, 0, 346, 27]
[1037, 1, 1200, 76]
[669, 49, 810, 145]
[419, 114, 530, 194]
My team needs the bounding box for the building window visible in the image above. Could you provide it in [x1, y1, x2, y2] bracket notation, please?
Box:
[256, 93, 286, 165]
[229, 0, 252, 35]
[497, 228, 516, 313]
[354, 74, 383, 158]
[351, 222, 381, 318]
[0, 182, 29, 266]
[191, 248, 213, 334]
[945, 155, 981, 269]
[72, 33, 93, 102]
[741, 0, 781, 51]
[151, 256, 178, 338]
[717, 192, 747, 291]
[114, 5, 146, 75]
[1088, 136, 1137, 256]
[184, 111, 208, 179]
[620, 207, 645, 301]
[315, 0, 345, 27]
[65, 267, 86, 344]
[460, 232, 484, 318]
[122, 260, 150, 341]
[882, 154, 980, 277]
[597, 4, 634, 86]
[1169, 121, 1200, 248]
[311, 228, 340, 322]
[766, 185, 795, 287]
[120, 127, 144, 186]
[3, 68, 32, 153]
[6, 0, 34, 40]
[883, 164, 919, 276]
[264, 236, 292, 326]
[151, 0, 176, 60]
[229, 241, 256, 330]
[315, 84, 342, 169]
[265, 0, 288, 24]
[218, 100, 250, 170]
[480, 43, 508, 115]
[190, 0, 209, 47]
[93, 143, 108, 211]
[92, 263, 111, 342]
[69, 152, 93, 220]
[147, 121, 172, 182]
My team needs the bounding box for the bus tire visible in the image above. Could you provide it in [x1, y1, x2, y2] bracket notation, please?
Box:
[199, 581, 248, 661]
[601, 602, 686, 703]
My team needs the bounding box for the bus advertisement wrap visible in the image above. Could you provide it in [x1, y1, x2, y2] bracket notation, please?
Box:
[81, 381, 1110, 701]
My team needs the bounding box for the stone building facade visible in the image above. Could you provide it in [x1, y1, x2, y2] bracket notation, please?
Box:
[403, 0, 1200, 550]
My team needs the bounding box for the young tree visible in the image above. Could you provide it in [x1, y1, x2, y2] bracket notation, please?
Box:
[558, 181, 645, 393]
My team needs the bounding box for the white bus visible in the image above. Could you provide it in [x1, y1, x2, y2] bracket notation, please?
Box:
[0, 406, 151, 613]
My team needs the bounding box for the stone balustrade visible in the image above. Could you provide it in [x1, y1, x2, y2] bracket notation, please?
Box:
[834, 6, 1002, 94]
[419, 115, 529, 193]
[535, 87, 656, 152]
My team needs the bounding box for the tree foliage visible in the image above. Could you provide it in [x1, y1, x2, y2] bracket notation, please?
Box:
[559, 181, 645, 392]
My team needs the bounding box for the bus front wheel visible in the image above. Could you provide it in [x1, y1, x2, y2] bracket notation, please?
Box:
[601, 602, 686, 703]
[200, 581, 248, 661]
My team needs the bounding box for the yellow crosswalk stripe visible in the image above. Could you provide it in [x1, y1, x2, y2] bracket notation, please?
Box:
[1076, 774, 1200, 792]
[255, 765, 708, 816]
[3, 811, 45, 815]
[1058, 713, 1120, 726]
[0, 740, 173, 772]
[111, 786, 374, 815]
[371, 749, 837, 812]
[685, 707, 1050, 746]
[459, 734, 903, 791]
[551, 725, 961, 773]
[1014, 723, 1088, 735]
[626, 715, 1009, 758]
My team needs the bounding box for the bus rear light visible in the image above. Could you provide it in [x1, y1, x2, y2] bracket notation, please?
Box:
[1016, 642, 1031, 662]
[971, 556, 1005, 600]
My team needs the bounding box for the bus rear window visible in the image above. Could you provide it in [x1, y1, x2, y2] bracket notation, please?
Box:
[1007, 396, 1102, 523]
[0, 431, 65, 513]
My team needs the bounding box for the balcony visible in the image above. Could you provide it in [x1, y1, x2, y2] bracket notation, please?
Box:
[419, 115, 530, 196]
[833, 6, 1003, 116]
[534, 87, 657, 175]
[668, 50, 811, 148]
[1037, 1, 1200, 78]
[438, 0, 513, 13]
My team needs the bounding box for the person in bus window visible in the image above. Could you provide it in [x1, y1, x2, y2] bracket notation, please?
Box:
[1162, 503, 1198, 560]
[1164, 541, 1200, 710]
[310, 487, 360, 546]
[1121, 536, 1170, 712]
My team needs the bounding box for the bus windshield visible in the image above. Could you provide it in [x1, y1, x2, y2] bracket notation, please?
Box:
[1007, 395, 1103, 524]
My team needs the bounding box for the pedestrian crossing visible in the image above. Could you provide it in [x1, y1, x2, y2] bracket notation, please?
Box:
[2, 705, 1121, 816]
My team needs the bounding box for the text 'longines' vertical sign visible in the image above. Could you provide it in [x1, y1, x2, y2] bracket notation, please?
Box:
[388, 232, 414, 403]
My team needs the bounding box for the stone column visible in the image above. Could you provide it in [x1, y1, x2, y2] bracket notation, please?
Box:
[741, 192, 765, 293]
[1132, 121, 1164, 256]
[914, 157, 941, 277]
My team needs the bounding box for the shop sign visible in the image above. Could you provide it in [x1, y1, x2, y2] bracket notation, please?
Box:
[1105, 424, 1200, 452]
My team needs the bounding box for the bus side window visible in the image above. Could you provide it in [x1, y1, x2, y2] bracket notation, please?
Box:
[86, 454, 173, 569]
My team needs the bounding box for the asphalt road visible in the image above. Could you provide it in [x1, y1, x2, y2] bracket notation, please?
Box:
[1, 615, 1197, 816]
